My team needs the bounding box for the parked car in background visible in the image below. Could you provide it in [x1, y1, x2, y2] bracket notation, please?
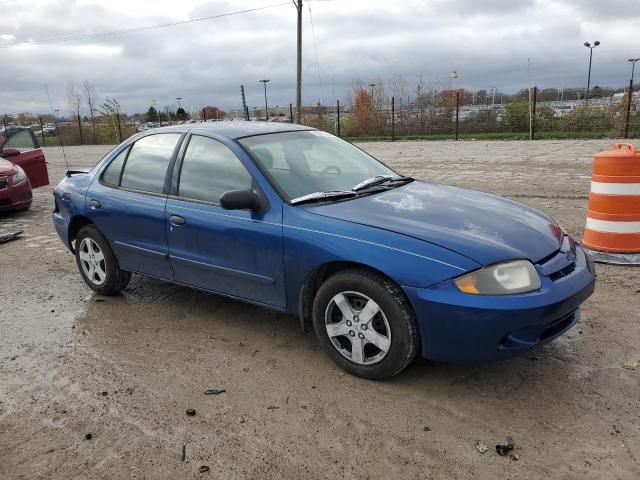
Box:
[43, 125, 57, 136]
[0, 127, 50, 212]
[52, 122, 595, 379]
[136, 122, 160, 133]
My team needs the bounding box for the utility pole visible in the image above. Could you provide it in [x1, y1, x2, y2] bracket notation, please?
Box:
[260, 79, 270, 120]
[624, 58, 639, 138]
[295, 0, 302, 124]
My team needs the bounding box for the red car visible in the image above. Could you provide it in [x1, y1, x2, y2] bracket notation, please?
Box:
[0, 128, 49, 212]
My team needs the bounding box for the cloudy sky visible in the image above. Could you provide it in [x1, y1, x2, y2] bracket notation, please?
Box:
[0, 0, 637, 115]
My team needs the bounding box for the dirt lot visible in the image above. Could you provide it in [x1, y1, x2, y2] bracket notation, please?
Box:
[1, 139, 639, 479]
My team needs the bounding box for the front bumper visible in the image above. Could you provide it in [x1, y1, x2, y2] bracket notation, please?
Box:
[404, 243, 596, 363]
[0, 179, 32, 212]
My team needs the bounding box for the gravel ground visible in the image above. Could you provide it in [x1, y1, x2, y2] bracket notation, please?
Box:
[1, 139, 638, 479]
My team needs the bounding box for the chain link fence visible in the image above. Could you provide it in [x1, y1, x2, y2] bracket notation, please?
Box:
[2, 88, 639, 146]
[299, 90, 640, 141]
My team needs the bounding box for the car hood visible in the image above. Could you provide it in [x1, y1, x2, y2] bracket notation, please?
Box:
[305, 181, 563, 265]
[0, 158, 17, 176]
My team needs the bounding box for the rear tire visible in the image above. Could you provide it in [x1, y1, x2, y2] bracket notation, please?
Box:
[312, 269, 420, 379]
[75, 225, 130, 296]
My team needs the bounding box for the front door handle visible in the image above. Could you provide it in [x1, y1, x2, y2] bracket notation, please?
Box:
[168, 214, 187, 226]
[89, 199, 101, 209]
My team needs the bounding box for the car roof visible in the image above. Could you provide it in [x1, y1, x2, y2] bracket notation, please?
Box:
[151, 121, 315, 140]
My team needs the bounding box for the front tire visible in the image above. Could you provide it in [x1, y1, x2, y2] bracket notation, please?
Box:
[75, 225, 130, 296]
[312, 269, 420, 379]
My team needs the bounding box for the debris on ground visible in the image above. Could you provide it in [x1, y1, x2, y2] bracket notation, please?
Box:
[496, 437, 515, 456]
[198, 465, 210, 473]
[204, 388, 226, 395]
[623, 360, 638, 370]
[509, 453, 520, 461]
[94, 298, 106, 302]
[475, 440, 489, 454]
[0, 231, 23, 244]
[101, 391, 108, 396]
[423, 426, 432, 432]
[239, 416, 246, 424]
[186, 409, 196, 416]
[181, 445, 186, 462]
[84, 433, 92, 440]
[267, 405, 280, 410]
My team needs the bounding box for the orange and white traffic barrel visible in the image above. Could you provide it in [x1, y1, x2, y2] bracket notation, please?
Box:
[583, 143, 640, 264]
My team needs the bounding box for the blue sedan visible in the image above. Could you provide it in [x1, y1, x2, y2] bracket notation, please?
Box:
[53, 122, 595, 378]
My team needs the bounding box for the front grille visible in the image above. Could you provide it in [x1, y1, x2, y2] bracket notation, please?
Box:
[549, 262, 576, 281]
[536, 234, 577, 280]
[0, 178, 7, 190]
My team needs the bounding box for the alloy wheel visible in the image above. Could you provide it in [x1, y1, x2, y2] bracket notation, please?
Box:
[78, 238, 107, 286]
[324, 290, 391, 365]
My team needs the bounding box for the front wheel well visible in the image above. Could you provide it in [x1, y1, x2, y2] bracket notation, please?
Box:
[67, 215, 94, 252]
[298, 261, 409, 333]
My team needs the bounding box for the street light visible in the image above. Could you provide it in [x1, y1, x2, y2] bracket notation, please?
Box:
[368, 83, 376, 107]
[583, 41, 600, 106]
[629, 58, 640, 89]
[259, 79, 270, 120]
[624, 58, 640, 138]
[450, 71, 459, 95]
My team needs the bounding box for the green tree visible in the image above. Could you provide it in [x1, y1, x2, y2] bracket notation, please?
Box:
[504, 102, 529, 132]
[176, 107, 188, 121]
[146, 106, 159, 122]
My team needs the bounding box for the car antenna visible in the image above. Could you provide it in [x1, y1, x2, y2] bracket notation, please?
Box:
[44, 83, 69, 170]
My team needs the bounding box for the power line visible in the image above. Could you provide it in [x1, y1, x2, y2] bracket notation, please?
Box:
[307, 0, 324, 105]
[0, 2, 291, 49]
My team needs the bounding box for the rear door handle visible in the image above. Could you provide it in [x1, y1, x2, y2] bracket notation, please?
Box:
[168, 214, 187, 226]
[89, 199, 101, 209]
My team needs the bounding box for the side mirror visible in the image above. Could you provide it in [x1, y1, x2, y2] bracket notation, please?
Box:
[220, 189, 260, 211]
[1, 148, 20, 157]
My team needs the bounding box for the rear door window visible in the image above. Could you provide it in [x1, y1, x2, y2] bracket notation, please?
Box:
[120, 134, 180, 194]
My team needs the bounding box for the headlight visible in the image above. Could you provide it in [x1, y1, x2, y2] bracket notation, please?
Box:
[12, 166, 26, 185]
[454, 260, 541, 295]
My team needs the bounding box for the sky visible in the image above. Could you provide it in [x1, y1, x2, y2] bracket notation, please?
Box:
[0, 0, 638, 115]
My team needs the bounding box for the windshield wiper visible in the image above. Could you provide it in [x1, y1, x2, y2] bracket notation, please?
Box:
[351, 175, 413, 192]
[290, 190, 357, 205]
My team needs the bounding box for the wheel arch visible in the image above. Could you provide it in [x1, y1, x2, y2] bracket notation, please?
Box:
[67, 215, 94, 252]
[298, 261, 413, 334]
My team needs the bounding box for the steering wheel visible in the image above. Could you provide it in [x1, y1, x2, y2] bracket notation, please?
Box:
[320, 165, 342, 176]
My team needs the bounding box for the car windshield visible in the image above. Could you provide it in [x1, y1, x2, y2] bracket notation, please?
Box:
[238, 130, 399, 202]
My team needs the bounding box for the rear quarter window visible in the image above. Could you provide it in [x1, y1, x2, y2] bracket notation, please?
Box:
[101, 147, 128, 187]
